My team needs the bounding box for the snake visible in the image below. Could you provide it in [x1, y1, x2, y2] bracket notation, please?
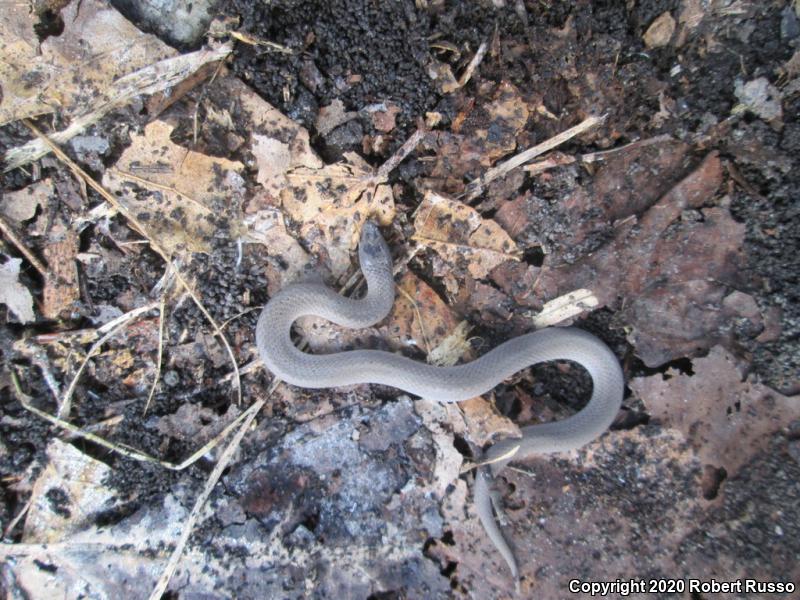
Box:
[256, 220, 625, 584]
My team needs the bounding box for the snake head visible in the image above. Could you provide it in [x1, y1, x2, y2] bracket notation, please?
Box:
[358, 220, 392, 272]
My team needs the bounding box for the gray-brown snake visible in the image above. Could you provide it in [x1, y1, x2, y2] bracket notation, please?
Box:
[256, 221, 624, 583]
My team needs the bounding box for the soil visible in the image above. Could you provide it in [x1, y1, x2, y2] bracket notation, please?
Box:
[1, 0, 799, 597]
[226, 0, 799, 391]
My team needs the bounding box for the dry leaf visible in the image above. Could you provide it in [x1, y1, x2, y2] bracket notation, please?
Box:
[733, 77, 783, 127]
[5, 45, 231, 172]
[630, 346, 800, 478]
[678, 0, 706, 31]
[242, 204, 312, 291]
[364, 102, 402, 133]
[427, 81, 529, 194]
[782, 50, 800, 79]
[102, 120, 245, 255]
[427, 60, 460, 94]
[533, 152, 747, 366]
[238, 74, 323, 198]
[235, 71, 395, 280]
[460, 395, 521, 448]
[531, 289, 599, 328]
[431, 427, 704, 598]
[488, 260, 541, 309]
[24, 439, 117, 543]
[1, 179, 51, 222]
[0, 256, 35, 323]
[316, 99, 359, 137]
[413, 191, 521, 279]
[385, 271, 461, 355]
[495, 136, 690, 254]
[452, 277, 515, 326]
[281, 153, 395, 279]
[10, 494, 189, 598]
[156, 403, 241, 444]
[0, 0, 173, 126]
[427, 320, 472, 367]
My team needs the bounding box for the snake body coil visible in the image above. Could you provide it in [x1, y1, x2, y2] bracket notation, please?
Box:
[256, 221, 624, 582]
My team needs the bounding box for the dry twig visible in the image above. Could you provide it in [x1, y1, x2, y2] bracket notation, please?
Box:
[396, 285, 433, 356]
[2, 497, 33, 539]
[464, 114, 606, 201]
[458, 41, 488, 88]
[0, 214, 48, 276]
[580, 133, 673, 164]
[374, 127, 427, 182]
[230, 31, 293, 54]
[143, 297, 167, 415]
[459, 443, 521, 474]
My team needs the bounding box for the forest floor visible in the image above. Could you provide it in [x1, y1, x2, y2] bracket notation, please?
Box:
[1, 0, 799, 598]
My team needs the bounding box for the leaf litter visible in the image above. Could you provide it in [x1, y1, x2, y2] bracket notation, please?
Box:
[1, 0, 799, 598]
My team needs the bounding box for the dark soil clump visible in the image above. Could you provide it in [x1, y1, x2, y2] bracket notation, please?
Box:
[223, 0, 437, 136]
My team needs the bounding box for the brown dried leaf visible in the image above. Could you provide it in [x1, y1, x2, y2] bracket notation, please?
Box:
[622, 207, 748, 365]
[385, 271, 460, 355]
[678, 0, 706, 31]
[430, 428, 703, 597]
[0, 0, 173, 126]
[1, 179, 51, 222]
[534, 152, 746, 366]
[238, 74, 394, 284]
[531, 289, 600, 328]
[488, 261, 541, 309]
[231, 75, 323, 201]
[453, 276, 514, 325]
[281, 154, 395, 279]
[87, 319, 160, 396]
[734, 77, 783, 127]
[591, 138, 691, 223]
[243, 203, 312, 292]
[365, 102, 402, 133]
[427, 81, 529, 194]
[102, 120, 245, 256]
[426, 60, 460, 94]
[413, 191, 521, 279]
[783, 49, 800, 79]
[630, 346, 800, 478]
[156, 403, 241, 444]
[460, 395, 520, 448]
[495, 136, 690, 254]
[441, 414, 799, 596]
[316, 99, 358, 137]
[427, 320, 472, 367]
